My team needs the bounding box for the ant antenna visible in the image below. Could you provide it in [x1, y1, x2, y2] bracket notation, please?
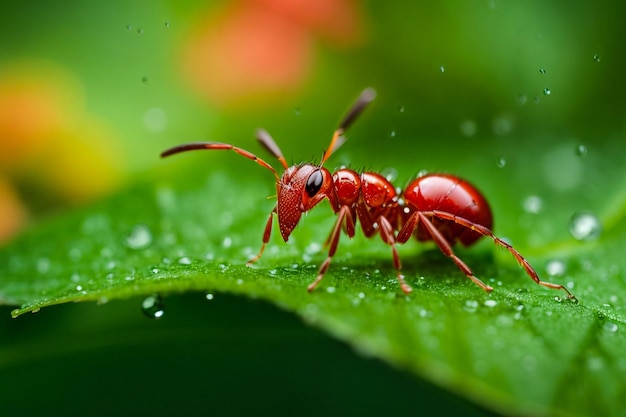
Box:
[160, 142, 280, 182]
[321, 87, 377, 166]
[255, 129, 289, 170]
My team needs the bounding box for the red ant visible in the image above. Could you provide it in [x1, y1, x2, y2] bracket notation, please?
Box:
[161, 88, 575, 300]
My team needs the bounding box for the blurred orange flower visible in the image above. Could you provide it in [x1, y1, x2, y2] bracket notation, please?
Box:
[0, 60, 124, 244]
[182, 0, 364, 105]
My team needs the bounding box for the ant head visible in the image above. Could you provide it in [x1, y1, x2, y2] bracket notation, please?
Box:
[276, 164, 333, 241]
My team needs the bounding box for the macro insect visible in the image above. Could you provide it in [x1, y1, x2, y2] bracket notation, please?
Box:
[161, 88, 575, 300]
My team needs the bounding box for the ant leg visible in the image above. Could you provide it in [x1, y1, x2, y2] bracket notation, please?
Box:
[413, 212, 494, 292]
[246, 207, 276, 266]
[377, 216, 412, 294]
[428, 210, 576, 300]
[308, 206, 353, 292]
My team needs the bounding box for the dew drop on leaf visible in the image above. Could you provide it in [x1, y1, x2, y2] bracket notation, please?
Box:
[603, 322, 618, 333]
[575, 144, 588, 157]
[205, 293, 214, 301]
[543, 88, 551, 95]
[165, 21, 171, 28]
[464, 300, 479, 313]
[125, 224, 153, 250]
[593, 54, 601, 63]
[484, 299, 497, 308]
[178, 256, 192, 265]
[497, 157, 506, 168]
[569, 212, 602, 241]
[142, 295, 165, 319]
[539, 68, 546, 74]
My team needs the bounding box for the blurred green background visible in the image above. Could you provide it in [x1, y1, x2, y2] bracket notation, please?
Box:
[1, 0, 625, 415]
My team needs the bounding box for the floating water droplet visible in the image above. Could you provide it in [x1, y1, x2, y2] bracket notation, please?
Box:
[460, 119, 477, 137]
[165, 21, 171, 28]
[484, 299, 498, 308]
[141, 76, 149, 84]
[37, 258, 50, 273]
[492, 115, 514, 135]
[137, 28, 144, 35]
[205, 293, 214, 301]
[142, 295, 165, 319]
[543, 88, 551, 95]
[126, 24, 132, 30]
[603, 321, 618, 333]
[575, 144, 588, 157]
[143, 108, 167, 133]
[546, 259, 567, 277]
[126, 224, 153, 249]
[593, 54, 601, 63]
[398, 105, 405, 113]
[389, 130, 396, 138]
[358, 292, 365, 299]
[523, 195, 543, 214]
[569, 212, 602, 241]
[497, 157, 507, 168]
[222, 236, 232, 248]
[439, 65, 445, 73]
[539, 68, 546, 74]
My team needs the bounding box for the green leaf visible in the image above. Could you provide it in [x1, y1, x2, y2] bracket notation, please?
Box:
[2, 144, 625, 416]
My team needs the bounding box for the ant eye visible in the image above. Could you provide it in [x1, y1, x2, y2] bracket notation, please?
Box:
[305, 170, 324, 197]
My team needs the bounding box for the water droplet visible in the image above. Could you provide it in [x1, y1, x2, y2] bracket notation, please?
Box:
[126, 224, 153, 249]
[569, 212, 602, 241]
[137, 28, 144, 35]
[398, 105, 405, 113]
[165, 21, 171, 28]
[523, 195, 543, 214]
[236, 278, 244, 285]
[460, 119, 477, 137]
[141, 295, 165, 319]
[484, 299, 498, 308]
[141, 76, 149, 84]
[539, 68, 546, 74]
[293, 107, 302, 116]
[546, 259, 567, 277]
[497, 157, 507, 168]
[593, 54, 601, 63]
[222, 236, 232, 248]
[178, 256, 192, 265]
[358, 292, 365, 299]
[389, 130, 396, 138]
[326, 286, 336, 294]
[543, 88, 551, 95]
[205, 293, 214, 301]
[492, 115, 514, 135]
[37, 258, 50, 273]
[603, 321, 618, 333]
[381, 167, 398, 182]
[516, 94, 527, 106]
[464, 300, 479, 313]
[439, 65, 445, 73]
[143, 108, 167, 133]
[575, 144, 588, 157]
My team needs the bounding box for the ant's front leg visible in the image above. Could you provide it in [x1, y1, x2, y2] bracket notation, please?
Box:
[308, 206, 354, 292]
[246, 206, 277, 266]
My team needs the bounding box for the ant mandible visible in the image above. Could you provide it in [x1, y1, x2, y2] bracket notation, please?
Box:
[161, 88, 575, 300]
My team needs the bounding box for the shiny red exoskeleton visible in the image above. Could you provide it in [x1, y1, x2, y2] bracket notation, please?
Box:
[161, 88, 575, 300]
